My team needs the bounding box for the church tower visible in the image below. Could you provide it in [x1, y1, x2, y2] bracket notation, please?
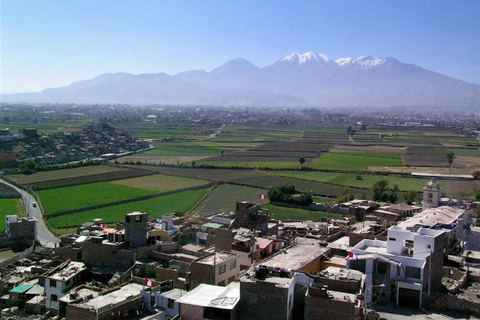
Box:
[422, 178, 441, 211]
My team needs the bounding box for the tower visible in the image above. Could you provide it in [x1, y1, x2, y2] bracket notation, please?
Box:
[124, 212, 148, 248]
[422, 178, 441, 211]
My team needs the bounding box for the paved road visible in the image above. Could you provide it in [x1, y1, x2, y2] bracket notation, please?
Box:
[1, 178, 60, 248]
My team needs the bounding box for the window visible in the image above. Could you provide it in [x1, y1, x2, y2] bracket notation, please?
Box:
[389, 237, 396, 241]
[168, 298, 174, 309]
[50, 280, 57, 288]
[51, 294, 58, 302]
[427, 244, 431, 249]
[377, 261, 388, 274]
[405, 266, 421, 279]
[228, 276, 235, 284]
[217, 280, 225, 286]
[229, 260, 236, 270]
[218, 264, 226, 274]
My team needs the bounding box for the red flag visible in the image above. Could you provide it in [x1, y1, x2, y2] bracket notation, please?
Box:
[144, 278, 152, 287]
[348, 252, 359, 260]
[259, 194, 267, 200]
[100, 224, 106, 229]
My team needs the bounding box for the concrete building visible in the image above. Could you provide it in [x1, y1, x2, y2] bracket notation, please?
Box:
[6, 215, 37, 244]
[190, 250, 240, 288]
[234, 201, 271, 233]
[237, 269, 311, 320]
[259, 238, 330, 274]
[66, 283, 144, 320]
[176, 283, 240, 320]
[347, 225, 446, 309]
[154, 288, 186, 319]
[124, 212, 148, 248]
[44, 260, 86, 315]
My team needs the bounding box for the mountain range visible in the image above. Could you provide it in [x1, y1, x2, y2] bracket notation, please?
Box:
[3, 51, 479, 110]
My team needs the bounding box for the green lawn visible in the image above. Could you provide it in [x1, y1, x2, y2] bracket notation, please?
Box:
[261, 204, 341, 221]
[47, 188, 208, 228]
[0, 199, 22, 231]
[308, 152, 404, 171]
[38, 182, 157, 214]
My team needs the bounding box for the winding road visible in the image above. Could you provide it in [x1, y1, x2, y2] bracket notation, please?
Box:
[1, 178, 60, 248]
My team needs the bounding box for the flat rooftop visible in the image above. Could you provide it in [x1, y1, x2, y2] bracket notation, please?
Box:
[76, 283, 143, 311]
[196, 251, 237, 266]
[160, 288, 187, 301]
[50, 262, 85, 282]
[259, 238, 329, 271]
[176, 284, 239, 310]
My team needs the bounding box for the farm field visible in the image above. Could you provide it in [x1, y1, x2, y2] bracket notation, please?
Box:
[238, 174, 373, 199]
[197, 161, 300, 169]
[0, 199, 21, 230]
[273, 171, 429, 191]
[48, 188, 208, 229]
[110, 174, 209, 192]
[8, 165, 128, 185]
[331, 145, 405, 154]
[38, 182, 156, 214]
[261, 204, 341, 221]
[308, 152, 404, 171]
[190, 184, 269, 216]
[402, 147, 448, 167]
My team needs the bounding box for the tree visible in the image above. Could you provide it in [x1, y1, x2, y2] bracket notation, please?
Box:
[360, 123, 366, 131]
[298, 156, 306, 166]
[404, 189, 418, 205]
[191, 161, 196, 167]
[446, 151, 455, 174]
[472, 170, 480, 180]
[20, 159, 39, 175]
[389, 184, 399, 203]
[347, 126, 352, 136]
[371, 180, 389, 201]
[220, 149, 225, 156]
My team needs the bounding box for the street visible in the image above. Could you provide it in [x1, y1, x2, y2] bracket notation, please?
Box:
[1, 178, 60, 248]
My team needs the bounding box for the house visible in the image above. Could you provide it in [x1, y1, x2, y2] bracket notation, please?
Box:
[237, 268, 311, 320]
[6, 215, 37, 245]
[154, 288, 186, 319]
[347, 225, 446, 309]
[66, 283, 145, 320]
[190, 250, 240, 288]
[388, 203, 421, 217]
[44, 260, 86, 315]
[305, 267, 364, 320]
[176, 283, 240, 320]
[259, 238, 330, 274]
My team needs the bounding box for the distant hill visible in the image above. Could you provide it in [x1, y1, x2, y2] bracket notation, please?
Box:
[2, 51, 479, 111]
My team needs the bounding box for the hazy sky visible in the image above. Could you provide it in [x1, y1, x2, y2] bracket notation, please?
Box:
[1, 0, 479, 94]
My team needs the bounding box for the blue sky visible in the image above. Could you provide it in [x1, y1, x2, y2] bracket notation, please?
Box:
[1, 0, 479, 94]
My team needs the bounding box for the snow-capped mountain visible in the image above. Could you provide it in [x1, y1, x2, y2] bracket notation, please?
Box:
[2, 51, 479, 110]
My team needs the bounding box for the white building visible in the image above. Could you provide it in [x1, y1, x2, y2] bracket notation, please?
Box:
[44, 261, 86, 315]
[347, 225, 445, 309]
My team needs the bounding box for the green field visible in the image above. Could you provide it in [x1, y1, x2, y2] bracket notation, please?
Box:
[261, 204, 341, 221]
[0, 199, 22, 230]
[48, 188, 208, 228]
[38, 182, 157, 214]
[110, 174, 209, 192]
[274, 171, 428, 191]
[8, 165, 128, 184]
[190, 184, 269, 216]
[308, 152, 404, 171]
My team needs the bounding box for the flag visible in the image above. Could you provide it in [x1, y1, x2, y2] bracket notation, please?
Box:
[100, 224, 106, 229]
[348, 252, 359, 261]
[259, 194, 267, 200]
[144, 278, 152, 288]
